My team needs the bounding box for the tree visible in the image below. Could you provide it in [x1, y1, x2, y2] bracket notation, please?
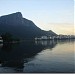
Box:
[1, 33, 13, 42]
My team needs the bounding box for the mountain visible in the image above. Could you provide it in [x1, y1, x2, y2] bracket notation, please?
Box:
[0, 12, 57, 40]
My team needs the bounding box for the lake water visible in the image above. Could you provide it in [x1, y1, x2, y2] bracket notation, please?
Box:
[0, 40, 75, 73]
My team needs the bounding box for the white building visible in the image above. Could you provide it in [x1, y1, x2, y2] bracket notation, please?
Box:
[0, 37, 3, 43]
[41, 36, 47, 40]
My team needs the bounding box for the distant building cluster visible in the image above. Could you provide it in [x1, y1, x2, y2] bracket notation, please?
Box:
[35, 35, 75, 40]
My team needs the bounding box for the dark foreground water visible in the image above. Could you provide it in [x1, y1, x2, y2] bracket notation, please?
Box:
[0, 40, 75, 73]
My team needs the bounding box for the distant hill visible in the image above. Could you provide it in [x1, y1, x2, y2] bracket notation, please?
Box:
[0, 12, 57, 40]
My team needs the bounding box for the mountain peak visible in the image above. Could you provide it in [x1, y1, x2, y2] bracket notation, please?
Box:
[14, 12, 22, 14]
[7, 12, 23, 19]
[0, 12, 23, 26]
[0, 12, 57, 39]
[0, 12, 22, 18]
[11, 12, 22, 17]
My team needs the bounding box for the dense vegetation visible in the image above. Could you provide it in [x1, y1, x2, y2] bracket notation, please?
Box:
[1, 33, 20, 42]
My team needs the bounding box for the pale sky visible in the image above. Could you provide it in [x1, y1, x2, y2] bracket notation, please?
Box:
[0, 0, 74, 35]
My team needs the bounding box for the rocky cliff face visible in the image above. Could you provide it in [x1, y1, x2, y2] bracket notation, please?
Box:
[0, 12, 57, 39]
[0, 12, 23, 26]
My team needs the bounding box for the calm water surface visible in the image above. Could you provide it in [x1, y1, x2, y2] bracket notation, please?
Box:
[0, 40, 75, 73]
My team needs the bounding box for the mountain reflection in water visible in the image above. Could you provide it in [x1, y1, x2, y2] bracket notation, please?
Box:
[0, 40, 74, 73]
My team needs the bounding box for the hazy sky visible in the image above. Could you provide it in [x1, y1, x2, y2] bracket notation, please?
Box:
[0, 0, 74, 35]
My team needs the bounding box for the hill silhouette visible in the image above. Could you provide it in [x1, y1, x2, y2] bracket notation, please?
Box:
[0, 12, 57, 40]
